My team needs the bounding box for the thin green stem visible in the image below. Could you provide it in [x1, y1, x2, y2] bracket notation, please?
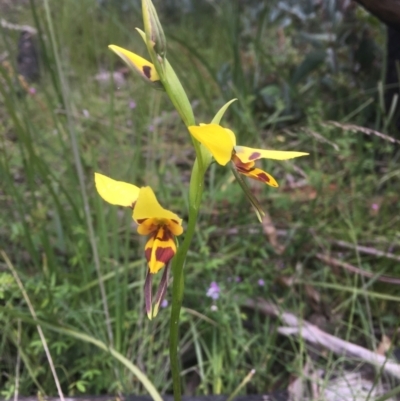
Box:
[169, 159, 204, 401]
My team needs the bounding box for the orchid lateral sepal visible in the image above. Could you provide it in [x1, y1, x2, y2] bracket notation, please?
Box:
[230, 164, 265, 222]
[144, 258, 171, 320]
[144, 271, 153, 320]
[152, 264, 170, 318]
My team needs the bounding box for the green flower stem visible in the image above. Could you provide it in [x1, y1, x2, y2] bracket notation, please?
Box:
[144, 9, 209, 396]
[169, 156, 204, 401]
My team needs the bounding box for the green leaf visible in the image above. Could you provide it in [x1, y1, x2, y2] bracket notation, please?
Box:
[211, 98, 237, 124]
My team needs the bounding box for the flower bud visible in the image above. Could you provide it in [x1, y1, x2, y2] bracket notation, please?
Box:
[142, 0, 167, 58]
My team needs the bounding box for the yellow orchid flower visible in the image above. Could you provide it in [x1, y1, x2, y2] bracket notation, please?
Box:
[188, 123, 308, 187]
[108, 45, 161, 86]
[94, 173, 183, 318]
[133, 186, 183, 274]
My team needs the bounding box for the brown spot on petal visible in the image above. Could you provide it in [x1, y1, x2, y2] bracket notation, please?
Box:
[143, 65, 151, 79]
[256, 172, 270, 183]
[136, 218, 147, 224]
[155, 246, 175, 265]
[145, 247, 152, 263]
[249, 152, 261, 161]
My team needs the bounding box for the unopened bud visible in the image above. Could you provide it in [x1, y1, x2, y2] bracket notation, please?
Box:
[142, 0, 166, 58]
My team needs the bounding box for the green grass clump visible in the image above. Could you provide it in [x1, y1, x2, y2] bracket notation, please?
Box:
[1, 0, 399, 397]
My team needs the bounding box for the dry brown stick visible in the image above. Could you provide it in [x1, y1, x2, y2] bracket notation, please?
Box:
[326, 121, 400, 144]
[331, 239, 400, 262]
[244, 298, 400, 379]
[315, 253, 400, 285]
[0, 19, 37, 34]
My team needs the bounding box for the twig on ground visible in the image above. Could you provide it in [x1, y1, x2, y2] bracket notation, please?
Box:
[244, 298, 400, 379]
[326, 121, 400, 144]
[330, 239, 400, 263]
[315, 253, 400, 285]
[0, 19, 37, 34]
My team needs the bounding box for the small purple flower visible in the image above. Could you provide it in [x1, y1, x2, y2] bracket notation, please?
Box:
[371, 203, 379, 211]
[129, 100, 137, 110]
[161, 299, 168, 308]
[29, 87, 36, 95]
[148, 124, 155, 132]
[206, 281, 220, 300]
[258, 279, 265, 286]
[235, 276, 241, 283]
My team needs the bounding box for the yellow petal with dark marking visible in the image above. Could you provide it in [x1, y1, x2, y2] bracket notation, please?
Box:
[232, 155, 278, 187]
[108, 44, 160, 82]
[136, 218, 158, 235]
[239, 167, 279, 187]
[145, 227, 177, 274]
[235, 146, 309, 163]
[166, 219, 183, 236]
[95, 173, 140, 207]
[133, 187, 182, 225]
[188, 124, 235, 166]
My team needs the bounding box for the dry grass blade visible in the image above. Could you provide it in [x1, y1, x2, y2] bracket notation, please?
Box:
[326, 121, 400, 144]
[331, 239, 400, 263]
[244, 298, 400, 379]
[315, 253, 400, 285]
[0, 19, 37, 34]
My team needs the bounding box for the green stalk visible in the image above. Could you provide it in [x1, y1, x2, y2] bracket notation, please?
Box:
[169, 160, 204, 401]
[139, 2, 212, 398]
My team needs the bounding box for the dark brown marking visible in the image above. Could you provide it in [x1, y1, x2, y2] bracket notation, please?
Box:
[136, 218, 147, 224]
[145, 247, 152, 263]
[249, 152, 261, 161]
[142, 65, 152, 79]
[256, 172, 270, 182]
[155, 247, 175, 264]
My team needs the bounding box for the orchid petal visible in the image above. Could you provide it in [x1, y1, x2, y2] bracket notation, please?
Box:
[108, 44, 160, 83]
[235, 146, 309, 163]
[133, 187, 182, 224]
[144, 227, 176, 274]
[188, 124, 235, 166]
[238, 167, 279, 187]
[95, 173, 140, 207]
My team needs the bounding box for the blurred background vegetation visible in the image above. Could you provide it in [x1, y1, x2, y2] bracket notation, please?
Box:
[1, 0, 399, 397]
